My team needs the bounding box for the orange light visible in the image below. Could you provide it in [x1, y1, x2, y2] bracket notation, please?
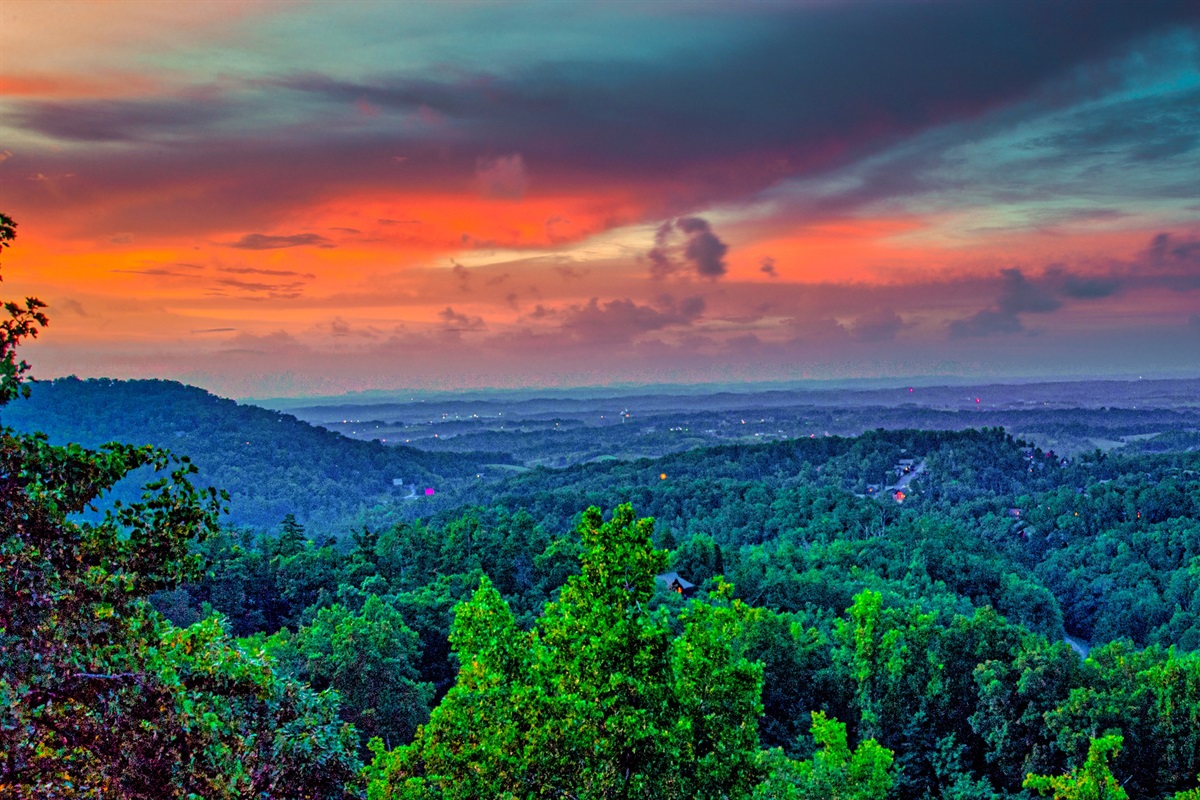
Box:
[659, 473, 667, 480]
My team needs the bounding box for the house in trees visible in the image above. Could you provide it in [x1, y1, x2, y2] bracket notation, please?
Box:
[655, 571, 697, 597]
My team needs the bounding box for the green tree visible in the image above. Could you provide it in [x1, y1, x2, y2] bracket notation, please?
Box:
[272, 595, 434, 751]
[1024, 734, 1128, 800]
[366, 504, 766, 800]
[752, 712, 893, 800]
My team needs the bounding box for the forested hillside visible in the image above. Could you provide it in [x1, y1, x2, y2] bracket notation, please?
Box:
[1, 377, 511, 529]
[131, 418, 1200, 798]
[6, 372, 1200, 795]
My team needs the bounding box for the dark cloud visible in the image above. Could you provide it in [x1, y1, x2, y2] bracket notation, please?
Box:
[475, 154, 527, 199]
[12, 97, 234, 143]
[850, 308, 907, 342]
[759, 257, 778, 278]
[1043, 265, 1121, 299]
[678, 217, 728, 279]
[1147, 232, 1200, 270]
[782, 314, 847, 343]
[218, 266, 316, 279]
[949, 265, 1122, 337]
[13, 2, 1193, 240]
[226, 233, 334, 250]
[560, 295, 705, 345]
[213, 277, 307, 299]
[951, 269, 1059, 337]
[555, 265, 586, 280]
[320, 317, 382, 340]
[111, 268, 196, 277]
[648, 221, 677, 279]
[995, 268, 1062, 316]
[437, 307, 486, 340]
[647, 217, 728, 280]
[1027, 86, 1200, 162]
[270, 2, 1197, 184]
[56, 298, 88, 317]
[949, 308, 1027, 338]
[451, 261, 471, 292]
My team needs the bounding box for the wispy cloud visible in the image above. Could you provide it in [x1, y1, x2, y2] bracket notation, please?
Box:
[226, 233, 334, 250]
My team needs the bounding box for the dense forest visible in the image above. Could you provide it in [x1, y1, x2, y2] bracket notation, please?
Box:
[0, 377, 513, 529]
[4, 212, 1200, 797]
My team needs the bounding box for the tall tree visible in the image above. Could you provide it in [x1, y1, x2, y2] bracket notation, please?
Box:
[366, 504, 766, 799]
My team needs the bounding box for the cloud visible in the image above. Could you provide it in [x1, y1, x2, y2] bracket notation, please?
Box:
[437, 306, 486, 340]
[949, 308, 1026, 338]
[57, 298, 88, 317]
[9, 3, 1197, 245]
[559, 295, 704, 345]
[951, 269, 1058, 337]
[451, 260, 471, 292]
[678, 217, 728, 279]
[850, 308, 906, 342]
[12, 97, 234, 143]
[1043, 265, 1121, 299]
[226, 232, 334, 250]
[648, 217, 729, 280]
[111, 268, 196, 277]
[949, 265, 1123, 337]
[648, 221, 677, 279]
[475, 153, 527, 199]
[759, 256, 778, 278]
[219, 330, 308, 356]
[555, 265, 587, 280]
[1146, 232, 1200, 271]
[213, 277, 307, 299]
[218, 266, 316, 279]
[191, 327, 236, 334]
[782, 314, 848, 343]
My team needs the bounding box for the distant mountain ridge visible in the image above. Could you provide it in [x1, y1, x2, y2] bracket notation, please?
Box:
[1, 377, 509, 530]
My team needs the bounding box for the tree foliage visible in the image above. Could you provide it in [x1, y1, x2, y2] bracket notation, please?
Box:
[365, 505, 772, 799]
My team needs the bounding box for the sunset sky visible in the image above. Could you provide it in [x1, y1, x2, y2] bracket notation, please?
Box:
[2, 0, 1198, 398]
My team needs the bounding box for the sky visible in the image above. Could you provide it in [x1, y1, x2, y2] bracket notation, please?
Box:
[1, 0, 1199, 398]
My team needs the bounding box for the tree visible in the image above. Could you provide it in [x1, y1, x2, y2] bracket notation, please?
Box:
[752, 712, 893, 800]
[0, 211, 48, 406]
[270, 595, 435, 752]
[1024, 735, 1129, 800]
[0, 214, 360, 797]
[365, 504, 767, 800]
